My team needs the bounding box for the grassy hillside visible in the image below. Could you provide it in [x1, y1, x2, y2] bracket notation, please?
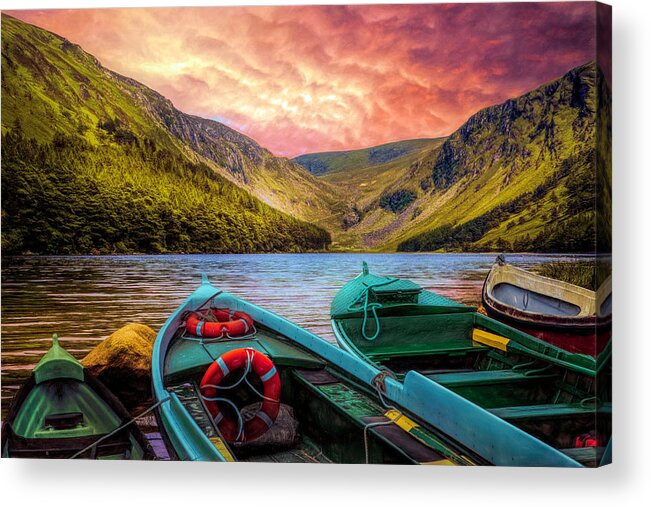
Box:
[313, 61, 608, 253]
[317, 138, 446, 250]
[1, 15, 609, 255]
[396, 61, 608, 253]
[1, 14, 331, 254]
[294, 139, 441, 176]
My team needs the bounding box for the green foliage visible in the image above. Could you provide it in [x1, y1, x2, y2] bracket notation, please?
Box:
[1, 127, 331, 255]
[392, 62, 610, 254]
[0, 14, 332, 255]
[397, 154, 597, 253]
[379, 189, 417, 214]
[534, 262, 598, 290]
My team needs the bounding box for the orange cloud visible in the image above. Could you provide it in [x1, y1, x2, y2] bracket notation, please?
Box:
[8, 3, 596, 156]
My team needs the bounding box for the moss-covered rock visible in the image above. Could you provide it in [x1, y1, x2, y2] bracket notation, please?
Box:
[82, 323, 156, 409]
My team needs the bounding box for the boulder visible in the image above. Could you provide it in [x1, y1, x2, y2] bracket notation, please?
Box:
[82, 323, 156, 410]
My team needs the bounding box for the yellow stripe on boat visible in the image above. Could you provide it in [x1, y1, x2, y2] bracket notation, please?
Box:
[385, 409, 419, 431]
[209, 437, 235, 462]
[472, 328, 510, 351]
[422, 459, 456, 466]
[384, 410, 473, 465]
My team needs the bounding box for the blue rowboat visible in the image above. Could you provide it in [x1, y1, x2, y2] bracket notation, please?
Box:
[151, 274, 583, 466]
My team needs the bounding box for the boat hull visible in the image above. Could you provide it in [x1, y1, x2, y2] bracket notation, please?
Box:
[330, 262, 611, 467]
[482, 299, 611, 356]
[481, 262, 611, 356]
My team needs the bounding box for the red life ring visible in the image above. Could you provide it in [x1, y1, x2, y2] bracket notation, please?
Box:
[199, 348, 281, 443]
[186, 308, 254, 338]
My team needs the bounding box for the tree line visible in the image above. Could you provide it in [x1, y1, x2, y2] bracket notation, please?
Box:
[1, 127, 331, 255]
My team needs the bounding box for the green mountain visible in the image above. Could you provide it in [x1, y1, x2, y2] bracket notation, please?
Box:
[300, 138, 446, 250]
[396, 61, 608, 253]
[1, 15, 609, 255]
[294, 138, 441, 176]
[1, 14, 334, 254]
[301, 61, 608, 253]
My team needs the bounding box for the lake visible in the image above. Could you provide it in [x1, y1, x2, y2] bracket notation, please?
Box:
[1, 252, 586, 413]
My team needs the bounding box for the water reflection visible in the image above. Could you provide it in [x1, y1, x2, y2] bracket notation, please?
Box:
[1, 253, 585, 410]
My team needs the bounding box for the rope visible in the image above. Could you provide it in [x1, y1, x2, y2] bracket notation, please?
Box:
[198, 349, 274, 442]
[196, 290, 224, 311]
[200, 394, 245, 442]
[347, 278, 398, 341]
[363, 420, 395, 464]
[371, 370, 399, 412]
[68, 396, 171, 459]
[180, 308, 257, 344]
[180, 328, 258, 344]
[362, 370, 400, 464]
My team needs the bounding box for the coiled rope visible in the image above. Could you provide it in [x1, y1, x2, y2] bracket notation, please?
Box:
[347, 278, 398, 341]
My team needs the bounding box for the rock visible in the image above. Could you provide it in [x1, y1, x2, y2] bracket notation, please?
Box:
[82, 323, 156, 410]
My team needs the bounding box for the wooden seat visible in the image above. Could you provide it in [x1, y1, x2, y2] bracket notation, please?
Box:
[361, 415, 452, 464]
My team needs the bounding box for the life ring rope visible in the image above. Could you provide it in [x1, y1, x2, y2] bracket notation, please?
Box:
[184, 308, 256, 341]
[199, 348, 281, 443]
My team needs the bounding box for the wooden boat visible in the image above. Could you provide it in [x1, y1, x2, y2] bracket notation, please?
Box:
[481, 256, 612, 356]
[331, 262, 612, 467]
[2, 334, 152, 459]
[151, 274, 584, 466]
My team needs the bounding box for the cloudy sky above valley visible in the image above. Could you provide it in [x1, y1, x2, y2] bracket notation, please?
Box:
[10, 3, 597, 157]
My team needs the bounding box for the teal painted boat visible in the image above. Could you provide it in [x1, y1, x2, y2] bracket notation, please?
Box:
[152, 274, 584, 466]
[2, 334, 151, 459]
[331, 262, 612, 467]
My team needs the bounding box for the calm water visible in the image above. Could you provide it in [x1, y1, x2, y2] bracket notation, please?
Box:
[1, 253, 585, 410]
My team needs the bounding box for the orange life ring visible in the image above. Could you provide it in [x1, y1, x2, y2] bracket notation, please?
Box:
[199, 348, 281, 443]
[186, 308, 254, 338]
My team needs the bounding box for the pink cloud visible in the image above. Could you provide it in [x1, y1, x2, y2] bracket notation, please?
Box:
[7, 3, 597, 157]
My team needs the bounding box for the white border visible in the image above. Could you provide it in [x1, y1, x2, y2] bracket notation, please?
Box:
[1, 0, 649, 505]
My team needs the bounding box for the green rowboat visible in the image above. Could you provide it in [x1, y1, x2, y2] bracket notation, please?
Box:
[331, 262, 612, 467]
[152, 274, 583, 466]
[2, 334, 152, 459]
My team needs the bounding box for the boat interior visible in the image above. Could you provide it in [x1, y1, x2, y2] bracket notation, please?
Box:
[485, 263, 597, 317]
[491, 283, 582, 316]
[333, 311, 611, 467]
[3, 376, 147, 459]
[162, 323, 483, 465]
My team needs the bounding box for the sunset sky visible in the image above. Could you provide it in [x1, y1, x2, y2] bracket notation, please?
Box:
[9, 3, 597, 157]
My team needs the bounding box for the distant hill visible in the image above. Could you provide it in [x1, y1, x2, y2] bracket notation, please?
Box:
[1, 14, 333, 254]
[293, 139, 441, 176]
